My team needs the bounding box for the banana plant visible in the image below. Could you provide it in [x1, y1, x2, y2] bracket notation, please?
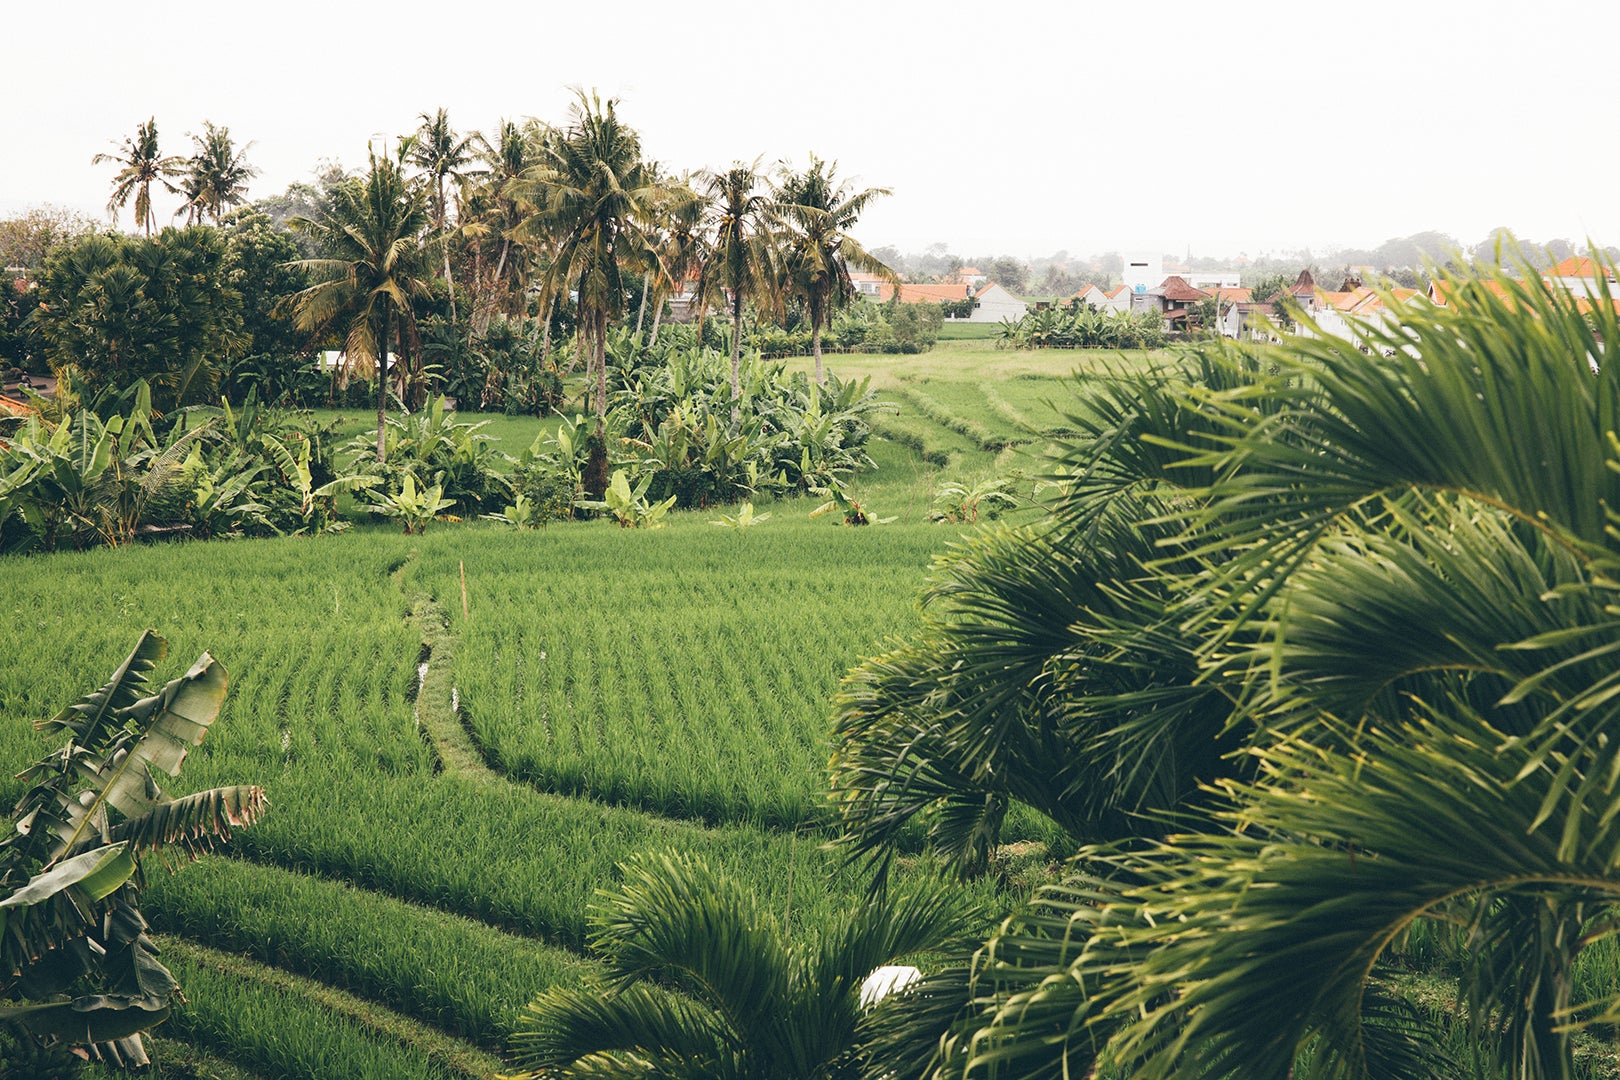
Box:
[710, 501, 770, 528]
[364, 470, 456, 534]
[579, 469, 677, 529]
[482, 492, 542, 529]
[0, 632, 266, 1066]
[258, 433, 371, 534]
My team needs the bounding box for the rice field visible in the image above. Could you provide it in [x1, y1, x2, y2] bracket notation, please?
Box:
[0, 354, 1123, 1077]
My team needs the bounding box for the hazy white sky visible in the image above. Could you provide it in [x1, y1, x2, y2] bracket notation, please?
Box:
[4, 0, 1614, 261]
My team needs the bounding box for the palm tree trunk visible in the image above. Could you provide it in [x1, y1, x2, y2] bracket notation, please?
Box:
[582, 315, 611, 500]
[594, 315, 609, 420]
[376, 305, 392, 463]
[649, 300, 664, 348]
[730, 292, 743, 427]
[813, 321, 824, 387]
[634, 273, 650, 341]
[444, 247, 457, 323]
[540, 295, 554, 364]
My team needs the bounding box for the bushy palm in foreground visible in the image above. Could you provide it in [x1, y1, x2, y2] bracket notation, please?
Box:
[505, 851, 979, 1080]
[835, 267, 1620, 1079]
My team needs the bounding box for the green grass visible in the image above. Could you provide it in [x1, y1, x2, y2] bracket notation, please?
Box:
[936, 322, 1002, 340]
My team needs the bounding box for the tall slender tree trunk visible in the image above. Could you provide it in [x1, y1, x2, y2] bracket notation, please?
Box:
[649, 301, 664, 348]
[438, 179, 457, 323]
[376, 305, 392, 463]
[730, 292, 743, 427]
[444, 247, 457, 323]
[812, 296, 827, 386]
[582, 315, 611, 499]
[813, 322, 824, 387]
[540, 295, 554, 364]
[634, 273, 650, 340]
[594, 315, 609, 420]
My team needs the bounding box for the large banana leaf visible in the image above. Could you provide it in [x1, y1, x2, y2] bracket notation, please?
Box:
[52, 647, 229, 861]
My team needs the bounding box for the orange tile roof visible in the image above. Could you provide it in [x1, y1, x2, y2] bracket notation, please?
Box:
[1546, 257, 1603, 278]
[874, 282, 971, 303]
[1212, 287, 1252, 303]
[1429, 279, 1515, 307]
[1105, 285, 1127, 298]
[957, 266, 984, 276]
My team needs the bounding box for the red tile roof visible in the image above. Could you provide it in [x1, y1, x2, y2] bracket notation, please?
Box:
[1158, 275, 1209, 302]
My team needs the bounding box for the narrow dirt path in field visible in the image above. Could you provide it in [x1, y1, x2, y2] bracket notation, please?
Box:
[392, 553, 502, 783]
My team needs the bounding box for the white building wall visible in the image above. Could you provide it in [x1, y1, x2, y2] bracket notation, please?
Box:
[1122, 251, 1162, 296]
[969, 283, 1030, 323]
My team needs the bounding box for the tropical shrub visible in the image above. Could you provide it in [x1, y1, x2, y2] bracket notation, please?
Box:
[0, 631, 265, 1067]
[837, 267, 1620, 1079]
[607, 344, 888, 507]
[996, 303, 1166, 349]
[340, 395, 510, 516]
[35, 227, 245, 407]
[505, 851, 980, 1080]
[928, 474, 1022, 524]
[363, 471, 455, 534]
[580, 469, 676, 529]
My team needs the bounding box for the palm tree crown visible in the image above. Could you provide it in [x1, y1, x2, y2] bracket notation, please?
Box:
[774, 156, 896, 385]
[92, 118, 186, 238]
[835, 265, 1620, 1080]
[286, 150, 437, 461]
[179, 121, 258, 225]
[506, 851, 979, 1080]
[696, 161, 779, 421]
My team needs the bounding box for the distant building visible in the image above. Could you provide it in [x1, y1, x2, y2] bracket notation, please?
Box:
[1122, 251, 1163, 296]
[968, 282, 1029, 323]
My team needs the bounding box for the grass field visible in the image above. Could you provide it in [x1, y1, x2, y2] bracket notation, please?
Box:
[0, 345, 1158, 1078]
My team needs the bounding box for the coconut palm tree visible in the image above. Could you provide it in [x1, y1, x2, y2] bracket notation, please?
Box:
[92, 118, 185, 237]
[839, 268, 1620, 1080]
[510, 91, 657, 495]
[407, 108, 475, 321]
[506, 851, 980, 1080]
[465, 118, 542, 331]
[178, 121, 258, 225]
[285, 150, 436, 462]
[696, 161, 779, 423]
[774, 157, 897, 385]
[645, 173, 708, 348]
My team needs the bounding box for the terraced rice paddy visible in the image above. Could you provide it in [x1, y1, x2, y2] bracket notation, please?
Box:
[0, 351, 1119, 1078]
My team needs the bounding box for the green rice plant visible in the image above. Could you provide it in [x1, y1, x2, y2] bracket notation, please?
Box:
[894, 384, 1005, 451]
[418, 524, 942, 829]
[159, 941, 484, 1080]
[144, 858, 586, 1046]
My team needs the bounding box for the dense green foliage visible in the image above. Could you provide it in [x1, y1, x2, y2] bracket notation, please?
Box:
[996, 302, 1167, 349]
[836, 270, 1620, 1080]
[36, 227, 244, 405]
